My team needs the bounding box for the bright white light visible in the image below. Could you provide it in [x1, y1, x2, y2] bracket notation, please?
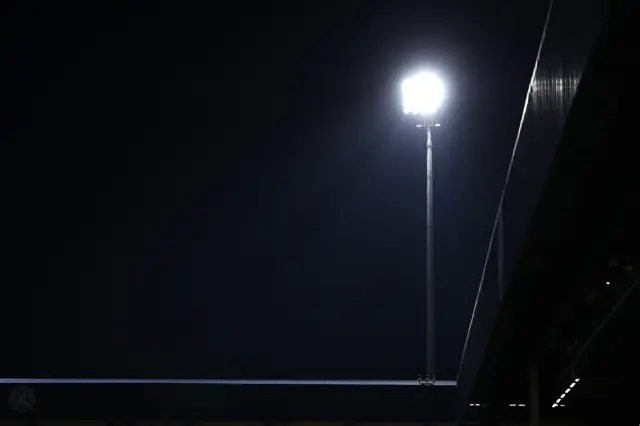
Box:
[606, 281, 611, 285]
[402, 72, 444, 115]
[509, 404, 516, 407]
[574, 378, 580, 382]
[556, 398, 562, 403]
[570, 382, 576, 388]
[561, 393, 566, 398]
[518, 404, 526, 407]
[552, 404, 558, 408]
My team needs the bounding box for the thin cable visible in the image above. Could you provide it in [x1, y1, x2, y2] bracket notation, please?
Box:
[457, 0, 555, 382]
[574, 277, 640, 363]
[0, 378, 457, 386]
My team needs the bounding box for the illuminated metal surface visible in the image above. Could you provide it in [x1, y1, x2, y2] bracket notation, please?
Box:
[457, 0, 610, 415]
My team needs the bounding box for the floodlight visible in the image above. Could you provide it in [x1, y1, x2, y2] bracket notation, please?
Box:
[402, 72, 444, 115]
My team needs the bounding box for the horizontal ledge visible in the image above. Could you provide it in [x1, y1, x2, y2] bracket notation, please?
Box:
[0, 378, 456, 387]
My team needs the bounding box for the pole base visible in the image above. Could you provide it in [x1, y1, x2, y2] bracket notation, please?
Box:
[418, 374, 437, 386]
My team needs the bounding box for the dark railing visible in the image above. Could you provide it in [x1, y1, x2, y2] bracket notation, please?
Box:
[456, 0, 608, 406]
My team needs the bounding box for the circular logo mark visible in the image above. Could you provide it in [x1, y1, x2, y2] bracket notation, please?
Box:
[9, 386, 36, 414]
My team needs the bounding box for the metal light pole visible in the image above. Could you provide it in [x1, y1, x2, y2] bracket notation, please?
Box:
[426, 121, 435, 381]
[418, 118, 439, 381]
[402, 71, 444, 382]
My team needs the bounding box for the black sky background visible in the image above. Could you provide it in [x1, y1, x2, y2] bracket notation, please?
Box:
[2, 1, 548, 380]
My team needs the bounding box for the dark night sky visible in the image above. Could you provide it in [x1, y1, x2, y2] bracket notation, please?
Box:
[2, 1, 548, 380]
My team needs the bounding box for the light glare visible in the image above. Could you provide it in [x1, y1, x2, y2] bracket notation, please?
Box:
[402, 72, 444, 115]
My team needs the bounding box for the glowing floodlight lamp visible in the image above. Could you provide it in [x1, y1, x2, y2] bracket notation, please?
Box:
[402, 72, 444, 115]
